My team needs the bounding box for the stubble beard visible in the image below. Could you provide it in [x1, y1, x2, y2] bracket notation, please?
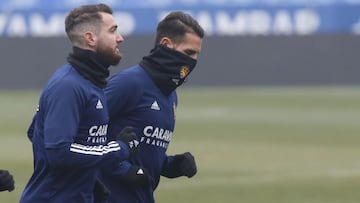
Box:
[97, 45, 122, 66]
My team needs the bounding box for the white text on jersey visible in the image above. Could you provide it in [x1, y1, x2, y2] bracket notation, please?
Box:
[89, 124, 108, 136]
[143, 125, 173, 142]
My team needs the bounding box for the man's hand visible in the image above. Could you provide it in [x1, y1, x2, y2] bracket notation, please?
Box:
[116, 127, 139, 156]
[123, 165, 153, 187]
[174, 152, 197, 178]
[0, 169, 14, 192]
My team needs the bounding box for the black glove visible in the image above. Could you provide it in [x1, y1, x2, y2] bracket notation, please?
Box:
[174, 152, 197, 178]
[93, 178, 110, 203]
[116, 127, 139, 156]
[0, 169, 15, 192]
[123, 165, 153, 187]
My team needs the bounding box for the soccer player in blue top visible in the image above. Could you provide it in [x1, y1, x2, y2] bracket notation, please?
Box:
[103, 11, 205, 202]
[20, 4, 139, 203]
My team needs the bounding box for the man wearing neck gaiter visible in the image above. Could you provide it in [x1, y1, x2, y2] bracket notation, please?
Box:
[20, 4, 139, 203]
[103, 11, 204, 203]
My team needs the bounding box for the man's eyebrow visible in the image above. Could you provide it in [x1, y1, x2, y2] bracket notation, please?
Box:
[186, 49, 200, 54]
[109, 25, 118, 31]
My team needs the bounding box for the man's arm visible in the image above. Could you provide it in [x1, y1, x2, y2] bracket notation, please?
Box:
[41, 82, 138, 170]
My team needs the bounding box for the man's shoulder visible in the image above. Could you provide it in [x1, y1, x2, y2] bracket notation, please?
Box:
[109, 65, 149, 86]
[54, 65, 92, 85]
[117, 65, 145, 77]
[44, 65, 90, 95]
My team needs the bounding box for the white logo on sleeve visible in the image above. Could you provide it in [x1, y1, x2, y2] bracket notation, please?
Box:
[137, 168, 144, 175]
[96, 99, 103, 109]
[151, 101, 160, 110]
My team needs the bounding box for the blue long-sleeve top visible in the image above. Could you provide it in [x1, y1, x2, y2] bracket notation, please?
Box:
[103, 65, 180, 203]
[20, 65, 130, 203]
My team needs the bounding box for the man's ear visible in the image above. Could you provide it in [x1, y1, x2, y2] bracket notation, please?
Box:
[84, 31, 97, 47]
[159, 37, 173, 48]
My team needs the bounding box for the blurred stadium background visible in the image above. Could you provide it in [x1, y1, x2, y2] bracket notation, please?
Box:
[1, 0, 360, 202]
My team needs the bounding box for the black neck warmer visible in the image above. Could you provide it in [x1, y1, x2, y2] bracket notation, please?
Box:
[67, 46, 110, 88]
[140, 44, 197, 96]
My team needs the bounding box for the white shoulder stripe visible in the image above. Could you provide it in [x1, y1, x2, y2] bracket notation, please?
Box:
[70, 141, 121, 156]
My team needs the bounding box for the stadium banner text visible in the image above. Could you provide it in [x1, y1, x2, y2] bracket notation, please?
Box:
[1, 5, 360, 37]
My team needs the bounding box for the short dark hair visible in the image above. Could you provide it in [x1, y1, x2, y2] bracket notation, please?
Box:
[65, 3, 113, 45]
[155, 11, 204, 44]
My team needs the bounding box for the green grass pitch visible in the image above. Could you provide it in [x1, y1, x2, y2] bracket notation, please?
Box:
[1, 87, 360, 203]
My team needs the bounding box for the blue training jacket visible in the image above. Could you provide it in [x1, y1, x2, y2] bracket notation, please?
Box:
[20, 65, 130, 203]
[103, 65, 179, 203]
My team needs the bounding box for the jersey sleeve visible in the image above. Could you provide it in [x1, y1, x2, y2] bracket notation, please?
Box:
[42, 82, 83, 148]
[103, 160, 132, 179]
[42, 82, 130, 169]
[46, 140, 130, 170]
